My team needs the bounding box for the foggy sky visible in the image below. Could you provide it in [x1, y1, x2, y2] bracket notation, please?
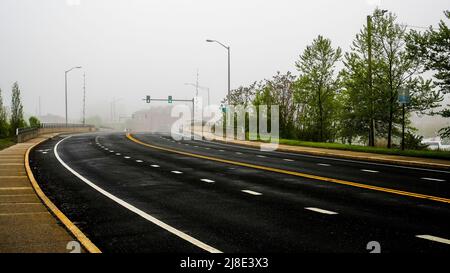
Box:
[0, 0, 448, 123]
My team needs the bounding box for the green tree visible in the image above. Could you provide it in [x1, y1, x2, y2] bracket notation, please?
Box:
[253, 72, 297, 139]
[406, 10, 450, 137]
[29, 116, 41, 127]
[341, 9, 441, 147]
[294, 35, 342, 142]
[0, 88, 9, 137]
[10, 82, 26, 135]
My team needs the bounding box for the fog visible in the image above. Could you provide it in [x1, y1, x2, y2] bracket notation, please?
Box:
[0, 0, 448, 132]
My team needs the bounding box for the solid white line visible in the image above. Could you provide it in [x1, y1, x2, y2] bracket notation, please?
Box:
[305, 207, 338, 215]
[283, 159, 294, 162]
[54, 136, 221, 253]
[416, 235, 450, 245]
[201, 179, 215, 183]
[150, 165, 160, 168]
[421, 177, 446, 182]
[241, 190, 262, 196]
[361, 169, 379, 173]
[318, 163, 331, 167]
[171, 171, 183, 174]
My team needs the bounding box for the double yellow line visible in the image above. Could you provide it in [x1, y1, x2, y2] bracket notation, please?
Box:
[127, 133, 450, 204]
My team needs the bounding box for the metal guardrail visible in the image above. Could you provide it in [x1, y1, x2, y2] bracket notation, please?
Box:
[16, 126, 39, 135]
[40, 123, 94, 129]
[15, 123, 96, 143]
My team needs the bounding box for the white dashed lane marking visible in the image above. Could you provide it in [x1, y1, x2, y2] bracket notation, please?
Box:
[257, 155, 266, 158]
[151, 165, 160, 168]
[171, 171, 183, 174]
[241, 190, 262, 196]
[318, 163, 331, 167]
[283, 159, 294, 162]
[361, 169, 379, 173]
[201, 179, 215, 183]
[421, 177, 446, 182]
[136, 160, 143, 163]
[124, 156, 131, 159]
[416, 235, 450, 245]
[235, 152, 243, 155]
[54, 136, 222, 254]
[116, 153, 121, 156]
[305, 207, 338, 215]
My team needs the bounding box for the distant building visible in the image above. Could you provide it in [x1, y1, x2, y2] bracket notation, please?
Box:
[128, 106, 179, 133]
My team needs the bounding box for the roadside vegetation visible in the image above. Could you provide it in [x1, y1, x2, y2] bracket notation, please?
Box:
[276, 138, 450, 161]
[224, 9, 450, 156]
[0, 82, 40, 150]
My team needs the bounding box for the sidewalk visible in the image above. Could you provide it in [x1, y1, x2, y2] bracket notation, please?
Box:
[204, 133, 450, 170]
[0, 134, 77, 253]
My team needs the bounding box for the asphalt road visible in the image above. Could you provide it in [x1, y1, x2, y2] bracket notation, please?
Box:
[28, 132, 450, 253]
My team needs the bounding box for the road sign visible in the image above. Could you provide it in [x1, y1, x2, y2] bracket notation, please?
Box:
[398, 88, 410, 104]
[146, 95, 151, 103]
[168, 95, 173, 104]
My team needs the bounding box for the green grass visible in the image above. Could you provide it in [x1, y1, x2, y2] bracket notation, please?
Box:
[0, 137, 15, 151]
[258, 137, 450, 161]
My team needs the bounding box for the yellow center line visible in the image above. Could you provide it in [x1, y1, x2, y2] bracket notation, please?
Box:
[127, 133, 450, 204]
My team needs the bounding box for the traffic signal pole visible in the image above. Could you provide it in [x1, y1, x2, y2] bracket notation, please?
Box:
[142, 96, 195, 139]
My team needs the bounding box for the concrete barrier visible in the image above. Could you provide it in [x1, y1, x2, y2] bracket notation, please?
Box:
[16, 123, 96, 143]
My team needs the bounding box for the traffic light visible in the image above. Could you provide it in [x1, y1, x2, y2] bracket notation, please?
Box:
[146, 95, 151, 103]
[168, 95, 173, 104]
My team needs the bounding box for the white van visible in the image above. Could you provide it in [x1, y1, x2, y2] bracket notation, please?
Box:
[421, 137, 450, 151]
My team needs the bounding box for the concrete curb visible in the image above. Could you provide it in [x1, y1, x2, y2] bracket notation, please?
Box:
[211, 138, 450, 171]
[24, 133, 101, 253]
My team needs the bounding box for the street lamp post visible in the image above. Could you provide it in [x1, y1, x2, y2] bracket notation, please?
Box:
[65, 66, 82, 126]
[367, 9, 387, 147]
[206, 39, 230, 103]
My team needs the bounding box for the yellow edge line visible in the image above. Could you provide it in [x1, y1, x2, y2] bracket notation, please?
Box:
[127, 133, 450, 204]
[25, 136, 102, 253]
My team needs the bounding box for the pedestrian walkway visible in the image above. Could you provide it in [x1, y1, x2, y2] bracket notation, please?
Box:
[0, 134, 77, 253]
[197, 129, 450, 170]
[228, 138, 450, 170]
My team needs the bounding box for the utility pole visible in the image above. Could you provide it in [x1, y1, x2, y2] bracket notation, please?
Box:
[196, 69, 199, 97]
[366, 9, 387, 147]
[82, 73, 86, 125]
[367, 15, 375, 147]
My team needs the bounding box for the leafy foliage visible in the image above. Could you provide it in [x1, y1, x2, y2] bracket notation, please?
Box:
[10, 82, 26, 135]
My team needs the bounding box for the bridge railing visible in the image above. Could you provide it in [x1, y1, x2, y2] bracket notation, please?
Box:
[16, 123, 96, 143]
